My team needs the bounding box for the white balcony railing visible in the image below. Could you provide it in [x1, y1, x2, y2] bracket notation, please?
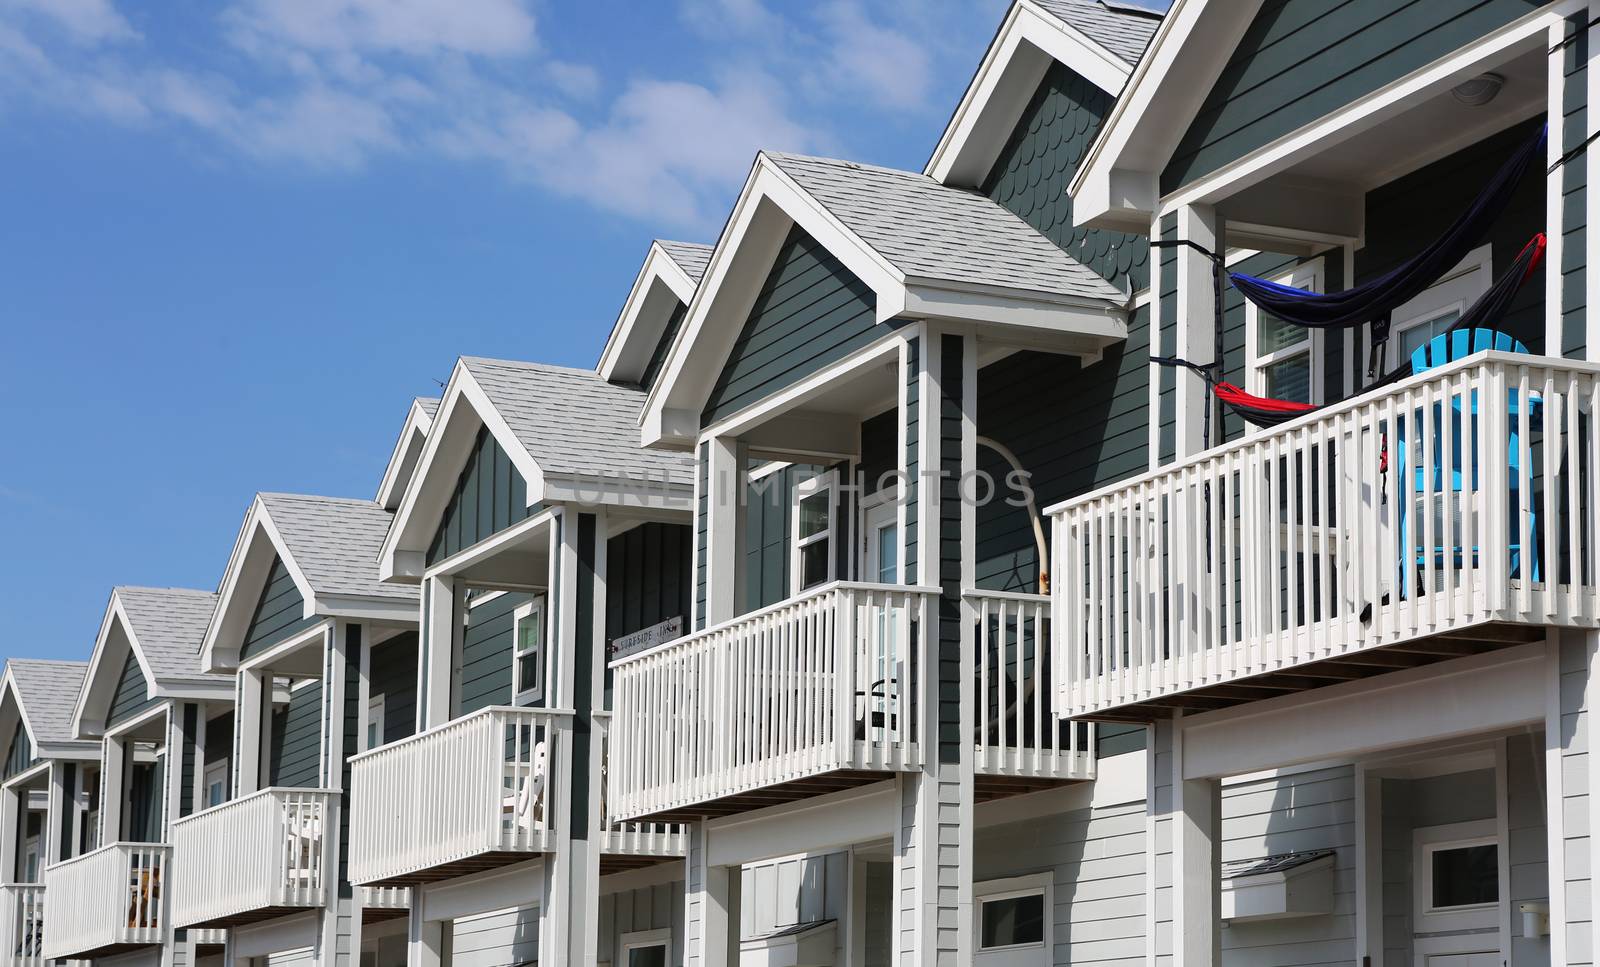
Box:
[0, 884, 43, 967]
[596, 715, 687, 859]
[349, 706, 565, 885]
[967, 590, 1096, 779]
[359, 885, 411, 915]
[170, 787, 337, 928]
[1050, 352, 1600, 718]
[611, 581, 935, 821]
[41, 843, 168, 961]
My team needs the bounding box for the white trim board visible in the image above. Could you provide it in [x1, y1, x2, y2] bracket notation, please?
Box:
[597, 240, 700, 384]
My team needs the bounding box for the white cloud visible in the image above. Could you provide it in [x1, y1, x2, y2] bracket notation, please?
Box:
[224, 0, 537, 58]
[2, 0, 135, 45]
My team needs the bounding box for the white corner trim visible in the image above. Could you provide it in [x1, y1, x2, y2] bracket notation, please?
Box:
[926, 0, 1131, 185]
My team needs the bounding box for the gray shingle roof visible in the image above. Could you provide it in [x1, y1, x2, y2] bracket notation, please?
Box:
[115, 587, 225, 684]
[764, 153, 1126, 304]
[415, 397, 440, 420]
[258, 493, 416, 603]
[7, 660, 88, 746]
[1033, 0, 1162, 67]
[460, 358, 695, 483]
[656, 240, 713, 283]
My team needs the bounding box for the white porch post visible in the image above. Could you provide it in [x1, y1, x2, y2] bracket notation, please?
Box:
[406, 889, 444, 967]
[684, 823, 734, 967]
[0, 781, 20, 883]
[420, 575, 457, 730]
[161, 705, 185, 837]
[43, 760, 66, 867]
[316, 621, 357, 967]
[1545, 630, 1598, 967]
[100, 735, 125, 844]
[1152, 716, 1220, 967]
[234, 669, 266, 797]
[703, 435, 746, 627]
[1175, 203, 1220, 459]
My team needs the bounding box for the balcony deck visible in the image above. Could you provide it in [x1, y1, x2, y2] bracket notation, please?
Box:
[610, 582, 1096, 824]
[170, 787, 338, 929]
[349, 706, 567, 887]
[1049, 352, 1600, 722]
[41, 843, 169, 961]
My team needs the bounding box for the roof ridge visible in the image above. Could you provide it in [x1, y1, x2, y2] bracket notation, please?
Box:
[116, 585, 216, 596]
[460, 356, 604, 377]
[260, 491, 384, 506]
[8, 658, 87, 667]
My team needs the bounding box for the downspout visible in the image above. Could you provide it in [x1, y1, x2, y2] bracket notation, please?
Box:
[975, 436, 1049, 593]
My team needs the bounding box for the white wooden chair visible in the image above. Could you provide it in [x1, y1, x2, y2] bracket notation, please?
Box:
[502, 741, 548, 836]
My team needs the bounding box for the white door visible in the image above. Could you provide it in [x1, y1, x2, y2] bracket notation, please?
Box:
[861, 501, 899, 743]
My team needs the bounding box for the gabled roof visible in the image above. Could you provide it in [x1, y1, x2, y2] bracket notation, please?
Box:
[462, 358, 693, 480]
[3, 659, 94, 756]
[767, 152, 1125, 304]
[202, 492, 416, 670]
[640, 150, 1129, 447]
[656, 240, 712, 283]
[597, 239, 713, 386]
[378, 396, 440, 510]
[1033, 0, 1160, 67]
[381, 356, 696, 579]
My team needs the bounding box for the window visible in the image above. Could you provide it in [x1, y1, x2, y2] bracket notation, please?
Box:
[1246, 261, 1324, 407]
[513, 598, 546, 706]
[1430, 843, 1498, 908]
[366, 693, 386, 751]
[1413, 819, 1502, 933]
[975, 874, 1051, 964]
[792, 472, 836, 593]
[1388, 244, 1492, 367]
[620, 929, 670, 967]
[203, 760, 228, 809]
[21, 835, 38, 883]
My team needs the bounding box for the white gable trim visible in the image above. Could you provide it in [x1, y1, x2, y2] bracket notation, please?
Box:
[379, 361, 547, 583]
[71, 593, 157, 739]
[199, 498, 318, 674]
[597, 242, 699, 384]
[377, 398, 438, 511]
[926, 0, 1131, 186]
[0, 672, 33, 759]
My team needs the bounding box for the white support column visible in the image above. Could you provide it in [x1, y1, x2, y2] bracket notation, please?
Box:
[1586, 1, 1600, 359]
[235, 669, 266, 797]
[191, 706, 208, 816]
[684, 823, 733, 967]
[420, 575, 457, 730]
[43, 760, 66, 867]
[318, 622, 356, 967]
[100, 735, 125, 844]
[406, 891, 444, 967]
[1175, 204, 1220, 459]
[1354, 766, 1383, 967]
[0, 781, 20, 884]
[1545, 630, 1598, 967]
[704, 435, 746, 627]
[1170, 716, 1220, 967]
[162, 705, 185, 838]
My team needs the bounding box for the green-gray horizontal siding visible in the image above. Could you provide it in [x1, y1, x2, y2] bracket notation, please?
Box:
[269, 681, 323, 789]
[242, 554, 319, 661]
[1561, 14, 1587, 358]
[107, 648, 157, 727]
[701, 225, 879, 426]
[454, 591, 533, 719]
[1164, 0, 1546, 194]
[3, 723, 31, 780]
[428, 425, 536, 566]
[639, 300, 688, 393]
[983, 60, 1150, 291]
[371, 631, 419, 746]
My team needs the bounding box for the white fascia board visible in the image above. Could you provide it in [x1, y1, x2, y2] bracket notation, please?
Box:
[310, 593, 418, 625]
[1, 760, 51, 790]
[375, 398, 437, 510]
[927, 0, 1131, 185]
[199, 499, 261, 673]
[34, 739, 101, 761]
[236, 620, 331, 674]
[597, 242, 699, 383]
[74, 595, 160, 738]
[379, 362, 546, 582]
[151, 679, 236, 702]
[0, 672, 29, 752]
[902, 280, 1128, 346]
[201, 502, 317, 674]
[640, 155, 906, 450]
[540, 475, 694, 513]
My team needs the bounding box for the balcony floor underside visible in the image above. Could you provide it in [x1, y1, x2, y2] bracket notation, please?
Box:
[630, 769, 896, 823]
[1074, 621, 1546, 724]
[184, 904, 322, 931]
[974, 773, 1085, 802]
[63, 943, 155, 961]
[600, 854, 679, 877]
[363, 850, 546, 888]
[363, 906, 410, 925]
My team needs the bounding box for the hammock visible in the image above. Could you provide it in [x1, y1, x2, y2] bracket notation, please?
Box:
[1229, 123, 1545, 346]
[1159, 232, 1546, 430]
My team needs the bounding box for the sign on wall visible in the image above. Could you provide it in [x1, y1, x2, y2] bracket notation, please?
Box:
[608, 615, 683, 663]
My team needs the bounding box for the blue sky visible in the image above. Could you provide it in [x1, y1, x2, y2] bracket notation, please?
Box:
[0, 0, 1011, 663]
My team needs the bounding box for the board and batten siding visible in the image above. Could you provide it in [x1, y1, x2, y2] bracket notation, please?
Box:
[107, 648, 157, 727]
[1560, 14, 1586, 358]
[981, 60, 1150, 291]
[3, 722, 31, 780]
[973, 799, 1147, 967]
[599, 880, 686, 966]
[741, 852, 849, 965]
[1163, 0, 1549, 194]
[427, 424, 537, 567]
[241, 555, 320, 662]
[700, 224, 879, 427]
[454, 591, 533, 720]
[452, 905, 539, 967]
[268, 681, 322, 789]
[370, 631, 419, 746]
[640, 300, 689, 393]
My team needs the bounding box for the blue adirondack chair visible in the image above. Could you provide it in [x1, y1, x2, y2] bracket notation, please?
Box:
[1396, 328, 1539, 598]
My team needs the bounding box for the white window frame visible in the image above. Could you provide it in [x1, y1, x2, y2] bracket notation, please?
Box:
[20, 833, 38, 883]
[1412, 818, 1502, 934]
[974, 872, 1052, 963]
[202, 759, 228, 810]
[791, 471, 838, 595]
[365, 693, 386, 752]
[620, 928, 671, 966]
[512, 597, 546, 707]
[1246, 259, 1325, 411]
[861, 491, 900, 585]
[1385, 244, 1494, 370]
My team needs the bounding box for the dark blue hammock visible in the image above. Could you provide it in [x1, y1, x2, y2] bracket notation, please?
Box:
[1230, 123, 1545, 334]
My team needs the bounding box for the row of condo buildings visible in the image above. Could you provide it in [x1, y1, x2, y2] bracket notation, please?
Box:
[7, 0, 1598, 965]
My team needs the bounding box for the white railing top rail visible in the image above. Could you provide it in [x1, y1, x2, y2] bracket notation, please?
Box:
[169, 786, 339, 828]
[962, 588, 1050, 603]
[347, 704, 574, 765]
[43, 840, 168, 875]
[610, 579, 940, 668]
[1044, 350, 1598, 516]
